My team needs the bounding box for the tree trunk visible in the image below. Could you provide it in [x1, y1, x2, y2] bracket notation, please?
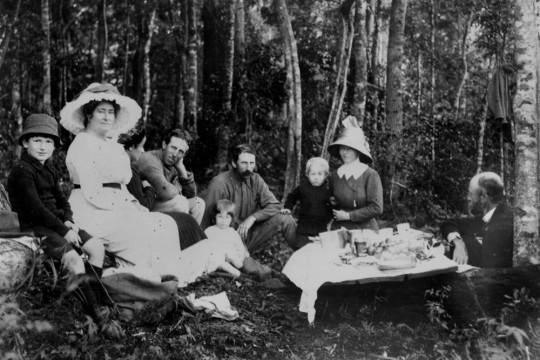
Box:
[0, 0, 22, 73]
[41, 0, 52, 115]
[513, 0, 539, 266]
[429, 0, 435, 164]
[453, 12, 472, 120]
[383, 0, 407, 210]
[142, 6, 156, 123]
[321, 0, 355, 160]
[96, 0, 108, 83]
[276, 0, 303, 199]
[365, 0, 376, 73]
[122, 0, 131, 94]
[12, 63, 23, 157]
[186, 0, 200, 133]
[222, 1, 236, 113]
[416, 51, 421, 116]
[352, 0, 367, 126]
[385, 0, 407, 132]
[174, 0, 188, 128]
[367, 0, 381, 132]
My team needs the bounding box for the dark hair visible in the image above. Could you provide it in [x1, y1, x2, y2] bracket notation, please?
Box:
[164, 128, 192, 145]
[229, 143, 256, 163]
[212, 199, 236, 225]
[21, 133, 59, 147]
[82, 100, 120, 127]
[118, 124, 146, 150]
[478, 176, 504, 203]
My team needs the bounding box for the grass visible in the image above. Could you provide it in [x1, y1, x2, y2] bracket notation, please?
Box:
[1, 237, 539, 359]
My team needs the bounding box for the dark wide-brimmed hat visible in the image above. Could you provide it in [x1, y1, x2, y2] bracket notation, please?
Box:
[328, 118, 372, 163]
[18, 113, 60, 146]
[60, 82, 141, 135]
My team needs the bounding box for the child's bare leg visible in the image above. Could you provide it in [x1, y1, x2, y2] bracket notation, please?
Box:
[82, 238, 105, 268]
[217, 262, 241, 278]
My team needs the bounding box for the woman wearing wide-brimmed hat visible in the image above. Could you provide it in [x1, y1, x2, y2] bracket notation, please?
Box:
[327, 117, 383, 231]
[60, 83, 183, 283]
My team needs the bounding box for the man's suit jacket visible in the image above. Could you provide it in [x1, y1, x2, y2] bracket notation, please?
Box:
[440, 203, 514, 268]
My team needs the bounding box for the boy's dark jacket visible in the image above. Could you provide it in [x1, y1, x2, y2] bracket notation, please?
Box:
[7, 152, 73, 236]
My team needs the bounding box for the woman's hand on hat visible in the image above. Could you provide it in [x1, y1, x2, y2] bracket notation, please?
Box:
[332, 209, 350, 221]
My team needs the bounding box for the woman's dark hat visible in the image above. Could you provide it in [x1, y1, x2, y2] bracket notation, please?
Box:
[18, 113, 60, 146]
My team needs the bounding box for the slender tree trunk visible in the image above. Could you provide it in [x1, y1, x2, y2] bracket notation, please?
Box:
[416, 51, 421, 116]
[352, 0, 367, 126]
[0, 0, 22, 73]
[384, 0, 407, 211]
[214, 0, 237, 172]
[368, 0, 381, 132]
[276, 0, 302, 198]
[122, 0, 131, 94]
[475, 81, 490, 174]
[366, 0, 376, 72]
[513, 0, 539, 265]
[321, 0, 355, 160]
[385, 0, 407, 131]
[186, 0, 200, 133]
[12, 64, 23, 147]
[430, 0, 435, 163]
[223, 1, 236, 113]
[174, 0, 188, 128]
[234, 0, 246, 125]
[142, 6, 156, 123]
[41, 0, 52, 114]
[96, 0, 108, 83]
[453, 12, 472, 120]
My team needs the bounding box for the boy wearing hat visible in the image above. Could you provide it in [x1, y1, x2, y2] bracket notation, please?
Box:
[7, 114, 106, 322]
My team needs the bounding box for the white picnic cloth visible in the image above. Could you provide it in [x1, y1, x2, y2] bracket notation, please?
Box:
[282, 243, 459, 324]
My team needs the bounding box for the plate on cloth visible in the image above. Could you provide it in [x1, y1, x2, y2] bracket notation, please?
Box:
[378, 258, 417, 271]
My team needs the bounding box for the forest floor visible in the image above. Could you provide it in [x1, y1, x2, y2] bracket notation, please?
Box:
[1, 237, 536, 360]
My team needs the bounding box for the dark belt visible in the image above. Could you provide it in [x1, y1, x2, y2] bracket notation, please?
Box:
[73, 183, 121, 190]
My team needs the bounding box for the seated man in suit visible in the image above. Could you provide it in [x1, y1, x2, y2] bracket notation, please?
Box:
[440, 172, 513, 268]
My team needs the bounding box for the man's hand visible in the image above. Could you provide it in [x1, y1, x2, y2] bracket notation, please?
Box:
[237, 216, 256, 240]
[64, 221, 80, 234]
[332, 209, 350, 221]
[64, 229, 81, 246]
[280, 208, 291, 215]
[174, 156, 189, 178]
[452, 237, 469, 265]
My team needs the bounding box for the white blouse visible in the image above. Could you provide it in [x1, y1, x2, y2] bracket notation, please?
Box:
[66, 132, 140, 210]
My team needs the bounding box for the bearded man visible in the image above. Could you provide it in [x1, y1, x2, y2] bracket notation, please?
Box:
[440, 172, 514, 268]
[202, 144, 297, 252]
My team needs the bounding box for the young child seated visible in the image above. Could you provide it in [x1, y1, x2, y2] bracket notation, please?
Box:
[7, 114, 106, 322]
[175, 200, 248, 286]
[281, 157, 333, 250]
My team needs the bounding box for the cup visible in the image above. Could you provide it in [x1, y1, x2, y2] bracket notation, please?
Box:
[354, 238, 369, 255]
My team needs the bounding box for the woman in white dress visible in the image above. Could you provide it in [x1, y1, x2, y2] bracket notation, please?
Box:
[60, 83, 182, 282]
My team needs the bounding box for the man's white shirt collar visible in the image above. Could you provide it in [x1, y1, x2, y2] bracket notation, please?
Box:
[483, 207, 496, 223]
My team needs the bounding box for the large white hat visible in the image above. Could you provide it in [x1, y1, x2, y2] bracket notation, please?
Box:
[60, 83, 142, 135]
[328, 116, 372, 163]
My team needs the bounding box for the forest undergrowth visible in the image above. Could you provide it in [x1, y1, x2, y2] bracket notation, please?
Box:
[1, 236, 539, 360]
